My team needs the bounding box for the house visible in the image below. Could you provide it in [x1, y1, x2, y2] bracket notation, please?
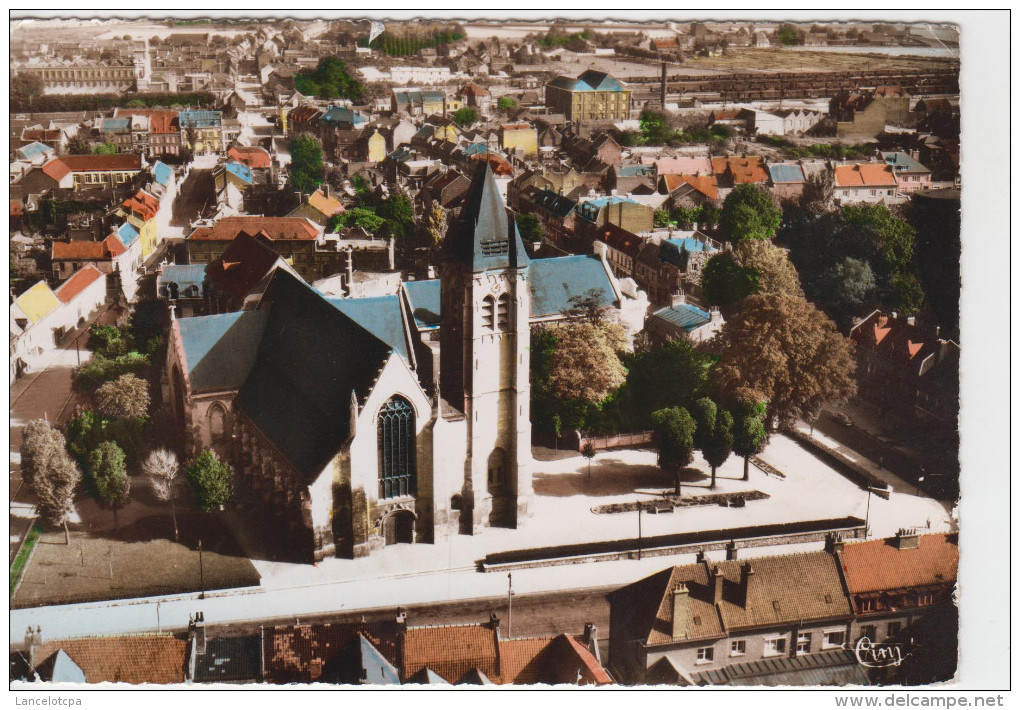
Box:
[30, 154, 143, 192]
[164, 165, 637, 562]
[545, 70, 632, 122]
[288, 186, 345, 227]
[15, 140, 56, 165]
[228, 145, 273, 170]
[608, 165, 656, 195]
[116, 189, 161, 259]
[391, 88, 447, 116]
[287, 105, 324, 135]
[114, 109, 181, 158]
[518, 188, 578, 245]
[203, 232, 301, 314]
[157, 264, 209, 318]
[609, 551, 866, 686]
[880, 152, 932, 194]
[830, 87, 911, 139]
[26, 634, 188, 685]
[654, 233, 719, 300]
[10, 281, 64, 379]
[51, 234, 128, 281]
[709, 109, 744, 129]
[574, 195, 655, 241]
[659, 174, 720, 209]
[767, 162, 808, 202]
[848, 310, 959, 427]
[712, 156, 768, 198]
[500, 123, 538, 157]
[460, 83, 492, 114]
[320, 105, 369, 131]
[418, 169, 472, 211]
[648, 155, 714, 176]
[645, 294, 724, 344]
[178, 109, 224, 154]
[833, 163, 897, 204]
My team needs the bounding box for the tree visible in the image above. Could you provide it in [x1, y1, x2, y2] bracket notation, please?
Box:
[565, 288, 613, 327]
[88, 441, 130, 531]
[714, 295, 857, 426]
[581, 442, 596, 478]
[702, 252, 758, 307]
[734, 239, 804, 300]
[20, 420, 81, 542]
[516, 212, 544, 244]
[451, 107, 479, 127]
[497, 96, 517, 111]
[91, 142, 118, 155]
[424, 200, 448, 246]
[842, 204, 917, 277]
[67, 135, 91, 155]
[547, 321, 626, 406]
[144, 448, 180, 541]
[818, 257, 877, 325]
[651, 407, 696, 495]
[624, 339, 714, 426]
[11, 73, 45, 109]
[377, 191, 415, 241]
[702, 409, 734, 489]
[800, 170, 835, 212]
[777, 24, 801, 46]
[94, 374, 150, 420]
[331, 207, 386, 234]
[188, 450, 233, 513]
[690, 397, 718, 453]
[289, 135, 324, 193]
[720, 184, 782, 243]
[729, 392, 768, 481]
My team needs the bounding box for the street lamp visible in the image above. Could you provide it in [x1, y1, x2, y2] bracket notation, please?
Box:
[198, 539, 205, 600]
[507, 572, 514, 639]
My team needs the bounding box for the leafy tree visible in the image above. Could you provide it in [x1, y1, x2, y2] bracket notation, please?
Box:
[188, 450, 233, 512]
[378, 191, 415, 241]
[777, 24, 801, 46]
[124, 98, 147, 108]
[639, 108, 678, 145]
[20, 420, 81, 542]
[91, 142, 118, 155]
[720, 184, 782, 243]
[331, 207, 386, 234]
[565, 288, 614, 327]
[651, 407, 696, 494]
[94, 374, 150, 420]
[581, 442, 597, 478]
[10, 73, 44, 109]
[714, 295, 857, 426]
[800, 170, 835, 212]
[144, 448, 180, 541]
[65, 408, 104, 469]
[74, 352, 151, 394]
[87, 324, 135, 358]
[424, 200, 448, 246]
[731, 396, 768, 481]
[842, 204, 917, 277]
[547, 321, 626, 406]
[818, 257, 877, 325]
[702, 252, 758, 307]
[654, 209, 672, 228]
[67, 135, 91, 155]
[888, 271, 926, 316]
[289, 135, 324, 193]
[497, 96, 517, 110]
[734, 239, 804, 300]
[451, 107, 479, 127]
[87, 441, 130, 530]
[624, 339, 713, 426]
[294, 57, 363, 101]
[516, 213, 544, 244]
[702, 409, 734, 489]
[690, 397, 718, 453]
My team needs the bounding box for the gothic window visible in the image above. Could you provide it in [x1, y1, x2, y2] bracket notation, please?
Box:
[209, 403, 228, 442]
[481, 295, 495, 330]
[487, 447, 506, 489]
[497, 293, 510, 330]
[377, 396, 416, 499]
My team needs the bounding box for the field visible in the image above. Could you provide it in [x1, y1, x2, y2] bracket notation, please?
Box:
[685, 47, 958, 73]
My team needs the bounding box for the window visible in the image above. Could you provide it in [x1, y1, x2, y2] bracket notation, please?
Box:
[497, 293, 511, 330]
[823, 630, 845, 649]
[730, 640, 746, 657]
[796, 633, 812, 655]
[487, 447, 505, 489]
[886, 622, 902, 638]
[481, 295, 495, 330]
[377, 396, 416, 499]
[859, 625, 877, 641]
[696, 647, 714, 664]
[764, 637, 786, 657]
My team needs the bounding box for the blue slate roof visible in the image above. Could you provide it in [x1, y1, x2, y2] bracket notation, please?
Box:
[768, 163, 806, 184]
[881, 151, 930, 174]
[179, 109, 222, 128]
[531, 189, 577, 218]
[461, 142, 489, 157]
[548, 70, 625, 93]
[660, 237, 717, 269]
[116, 222, 139, 247]
[327, 294, 409, 360]
[102, 117, 130, 132]
[445, 162, 530, 273]
[388, 148, 413, 163]
[650, 303, 711, 332]
[237, 271, 394, 479]
[178, 310, 267, 393]
[321, 106, 368, 127]
[616, 165, 654, 177]
[403, 279, 442, 329]
[224, 161, 253, 185]
[529, 254, 616, 319]
[576, 195, 638, 223]
[152, 160, 173, 186]
[16, 141, 53, 161]
[159, 264, 207, 299]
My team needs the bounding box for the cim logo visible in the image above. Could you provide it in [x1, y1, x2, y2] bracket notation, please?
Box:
[850, 637, 910, 668]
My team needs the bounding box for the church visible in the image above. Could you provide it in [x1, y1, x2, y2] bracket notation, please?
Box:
[164, 164, 643, 561]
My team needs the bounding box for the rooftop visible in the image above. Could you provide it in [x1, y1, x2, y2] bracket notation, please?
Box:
[54, 265, 104, 304]
[650, 303, 712, 332]
[839, 533, 959, 594]
[188, 216, 318, 242]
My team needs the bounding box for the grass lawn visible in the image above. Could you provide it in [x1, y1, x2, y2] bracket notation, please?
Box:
[10, 524, 42, 596]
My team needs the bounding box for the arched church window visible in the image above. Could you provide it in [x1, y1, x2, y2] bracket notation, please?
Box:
[487, 447, 506, 489]
[377, 396, 416, 499]
[209, 403, 228, 441]
[481, 295, 495, 330]
[497, 293, 510, 330]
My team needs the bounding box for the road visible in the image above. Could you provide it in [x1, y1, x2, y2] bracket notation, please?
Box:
[171, 168, 214, 228]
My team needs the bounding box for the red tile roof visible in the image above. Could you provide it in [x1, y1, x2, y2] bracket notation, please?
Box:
[122, 189, 159, 221]
[52, 235, 126, 261]
[35, 635, 187, 684]
[834, 163, 897, 187]
[116, 109, 180, 134]
[712, 155, 767, 184]
[188, 216, 319, 242]
[23, 129, 63, 143]
[549, 635, 613, 685]
[839, 534, 959, 594]
[662, 173, 718, 200]
[60, 154, 143, 173]
[849, 311, 940, 368]
[497, 637, 551, 684]
[402, 625, 499, 684]
[711, 109, 742, 121]
[54, 265, 105, 303]
[41, 158, 71, 182]
[228, 146, 272, 169]
[461, 83, 490, 97]
[10, 200, 24, 217]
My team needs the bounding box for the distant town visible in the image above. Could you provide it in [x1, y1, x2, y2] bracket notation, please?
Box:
[10, 17, 960, 689]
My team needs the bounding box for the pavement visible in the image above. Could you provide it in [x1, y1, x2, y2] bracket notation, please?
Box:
[9, 432, 955, 647]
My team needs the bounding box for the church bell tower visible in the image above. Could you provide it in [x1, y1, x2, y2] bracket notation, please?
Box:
[440, 163, 532, 532]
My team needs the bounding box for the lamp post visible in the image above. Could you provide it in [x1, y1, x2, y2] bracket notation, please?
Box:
[637, 505, 643, 561]
[507, 572, 514, 639]
[198, 539, 205, 600]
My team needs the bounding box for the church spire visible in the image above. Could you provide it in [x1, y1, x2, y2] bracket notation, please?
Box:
[446, 162, 529, 273]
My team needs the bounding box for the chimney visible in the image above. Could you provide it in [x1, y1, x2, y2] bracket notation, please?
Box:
[726, 540, 738, 561]
[670, 583, 692, 640]
[322, 182, 330, 199]
[25, 626, 41, 668]
[894, 528, 921, 550]
[344, 246, 354, 296]
[712, 565, 724, 605]
[488, 612, 501, 631]
[740, 563, 755, 604]
[660, 61, 667, 108]
[670, 291, 687, 307]
[395, 607, 407, 626]
[695, 550, 706, 563]
[890, 311, 898, 320]
[709, 307, 722, 324]
[824, 532, 846, 554]
[582, 623, 602, 664]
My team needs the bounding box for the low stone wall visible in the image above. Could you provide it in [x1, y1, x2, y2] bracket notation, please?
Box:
[533, 429, 656, 453]
[785, 428, 891, 499]
[592, 490, 769, 515]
